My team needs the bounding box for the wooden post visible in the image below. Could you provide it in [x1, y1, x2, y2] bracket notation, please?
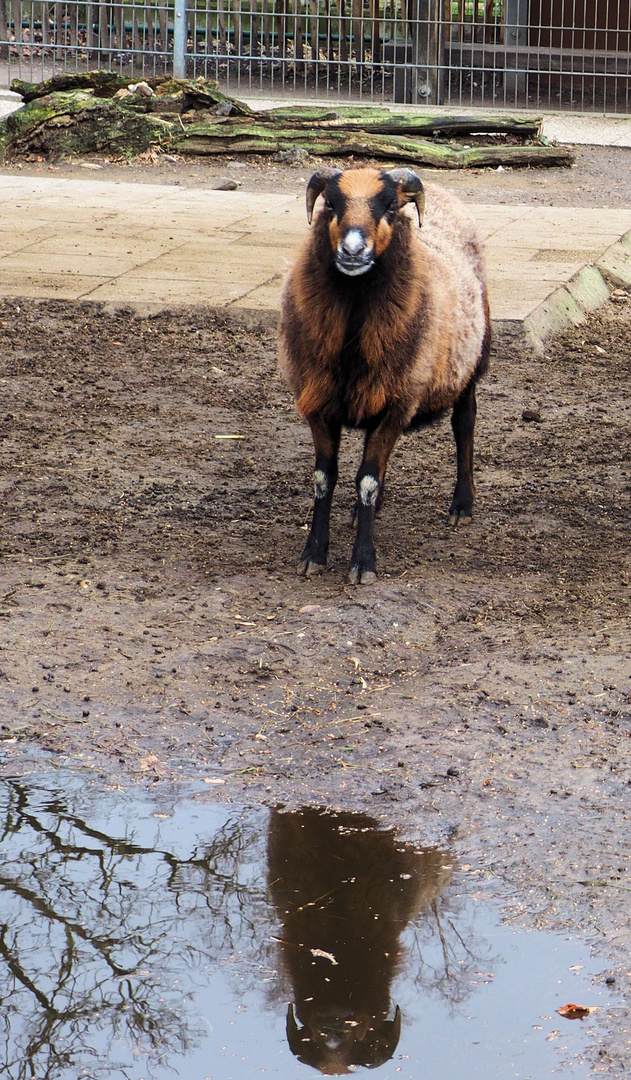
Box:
[351, 0, 362, 61]
[408, 0, 443, 103]
[294, 0, 304, 64]
[308, 0, 318, 72]
[0, 0, 8, 61]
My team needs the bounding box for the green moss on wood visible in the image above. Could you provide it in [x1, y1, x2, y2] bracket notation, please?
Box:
[0, 71, 572, 168]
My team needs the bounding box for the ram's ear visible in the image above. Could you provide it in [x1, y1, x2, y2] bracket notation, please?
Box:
[306, 168, 342, 223]
[385, 169, 425, 226]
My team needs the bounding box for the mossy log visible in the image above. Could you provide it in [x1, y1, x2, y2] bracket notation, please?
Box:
[0, 90, 175, 162]
[260, 105, 543, 138]
[1, 73, 572, 168]
[10, 72, 132, 101]
[176, 124, 573, 168]
[10, 71, 254, 115]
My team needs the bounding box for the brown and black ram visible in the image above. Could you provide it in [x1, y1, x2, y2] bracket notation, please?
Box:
[278, 165, 491, 584]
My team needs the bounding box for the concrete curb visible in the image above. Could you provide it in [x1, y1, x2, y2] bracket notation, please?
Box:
[523, 231, 631, 353]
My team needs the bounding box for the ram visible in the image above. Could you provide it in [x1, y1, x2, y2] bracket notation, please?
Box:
[278, 165, 491, 584]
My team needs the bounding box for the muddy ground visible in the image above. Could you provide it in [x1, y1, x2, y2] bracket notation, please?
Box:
[1, 147, 631, 1073]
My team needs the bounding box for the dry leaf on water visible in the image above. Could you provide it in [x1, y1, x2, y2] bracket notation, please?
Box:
[558, 1003, 590, 1020]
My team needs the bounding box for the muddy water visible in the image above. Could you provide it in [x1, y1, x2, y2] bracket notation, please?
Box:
[0, 774, 616, 1079]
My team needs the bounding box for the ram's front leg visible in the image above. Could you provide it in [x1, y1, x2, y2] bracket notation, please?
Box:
[349, 417, 402, 585]
[300, 414, 342, 576]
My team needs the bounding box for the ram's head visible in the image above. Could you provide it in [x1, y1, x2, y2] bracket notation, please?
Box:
[306, 166, 425, 277]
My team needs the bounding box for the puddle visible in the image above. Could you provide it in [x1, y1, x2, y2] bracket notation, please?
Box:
[0, 774, 618, 1079]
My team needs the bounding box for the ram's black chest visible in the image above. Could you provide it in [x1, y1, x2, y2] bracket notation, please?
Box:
[334, 299, 369, 418]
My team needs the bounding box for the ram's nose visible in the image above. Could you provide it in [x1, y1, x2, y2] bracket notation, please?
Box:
[336, 228, 374, 276]
[341, 229, 368, 257]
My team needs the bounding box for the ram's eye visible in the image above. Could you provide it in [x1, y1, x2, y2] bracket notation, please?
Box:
[386, 200, 398, 219]
[324, 198, 333, 212]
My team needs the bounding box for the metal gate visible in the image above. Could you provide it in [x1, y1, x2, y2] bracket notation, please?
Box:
[1, 0, 631, 111]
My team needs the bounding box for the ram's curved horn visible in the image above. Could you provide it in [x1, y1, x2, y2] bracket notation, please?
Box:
[306, 168, 342, 223]
[385, 168, 425, 226]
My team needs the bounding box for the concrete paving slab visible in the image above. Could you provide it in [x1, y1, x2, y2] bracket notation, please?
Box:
[0, 251, 143, 277]
[83, 277, 262, 307]
[30, 235, 190, 260]
[1, 175, 631, 351]
[0, 269, 113, 300]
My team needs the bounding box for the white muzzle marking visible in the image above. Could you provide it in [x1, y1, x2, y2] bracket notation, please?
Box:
[341, 229, 366, 257]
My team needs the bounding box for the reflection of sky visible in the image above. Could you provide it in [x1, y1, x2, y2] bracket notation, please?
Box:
[0, 775, 615, 1080]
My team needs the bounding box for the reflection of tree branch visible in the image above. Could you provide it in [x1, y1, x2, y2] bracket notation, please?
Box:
[431, 898, 452, 980]
[0, 871, 136, 978]
[0, 924, 55, 1012]
[445, 915, 483, 962]
[0, 778, 272, 1080]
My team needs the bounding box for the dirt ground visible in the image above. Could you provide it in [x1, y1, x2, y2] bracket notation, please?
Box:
[1, 146, 631, 1073]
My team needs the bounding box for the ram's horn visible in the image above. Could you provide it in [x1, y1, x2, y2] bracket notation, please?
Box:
[385, 169, 425, 226]
[306, 168, 342, 223]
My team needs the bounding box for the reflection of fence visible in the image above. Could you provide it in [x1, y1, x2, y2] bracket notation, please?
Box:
[1, 0, 631, 111]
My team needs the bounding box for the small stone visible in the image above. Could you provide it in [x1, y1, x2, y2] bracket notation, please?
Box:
[447, 766, 460, 777]
[212, 178, 238, 191]
[129, 81, 154, 97]
[273, 147, 309, 164]
[522, 409, 542, 423]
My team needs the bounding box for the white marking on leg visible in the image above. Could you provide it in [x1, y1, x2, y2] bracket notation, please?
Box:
[359, 475, 379, 507]
[313, 469, 328, 499]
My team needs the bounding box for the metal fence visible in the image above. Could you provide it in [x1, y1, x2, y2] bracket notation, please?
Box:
[1, 0, 631, 111]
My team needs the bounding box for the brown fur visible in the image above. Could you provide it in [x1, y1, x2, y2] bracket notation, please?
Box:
[279, 180, 487, 429]
[338, 169, 384, 200]
[277, 166, 490, 580]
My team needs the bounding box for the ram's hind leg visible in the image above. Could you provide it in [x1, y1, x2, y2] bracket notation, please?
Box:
[300, 414, 342, 576]
[449, 378, 477, 526]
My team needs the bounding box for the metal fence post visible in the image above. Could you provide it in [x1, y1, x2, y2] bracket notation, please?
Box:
[173, 0, 187, 78]
[504, 0, 529, 99]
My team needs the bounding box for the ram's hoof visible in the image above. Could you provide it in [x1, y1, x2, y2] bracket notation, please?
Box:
[300, 559, 326, 577]
[448, 510, 472, 527]
[348, 565, 377, 586]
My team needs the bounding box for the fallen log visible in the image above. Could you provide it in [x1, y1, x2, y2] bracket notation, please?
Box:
[176, 125, 573, 168]
[259, 105, 543, 138]
[1, 74, 573, 168]
[0, 90, 174, 161]
[10, 71, 254, 115]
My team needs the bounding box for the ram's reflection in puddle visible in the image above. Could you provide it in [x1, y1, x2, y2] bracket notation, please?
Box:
[268, 808, 454, 1074]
